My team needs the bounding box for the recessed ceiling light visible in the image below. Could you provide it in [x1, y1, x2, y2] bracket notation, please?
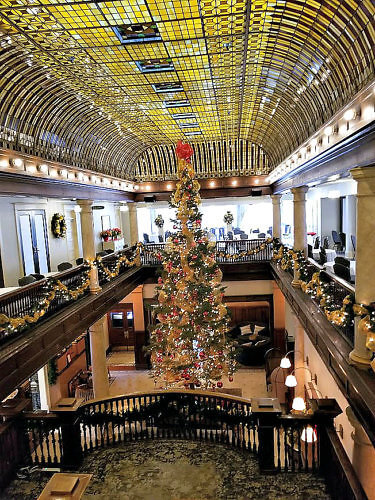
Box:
[145, 185, 151, 190]
[209, 180, 215, 188]
[166, 183, 172, 189]
[343, 109, 356, 121]
[254, 179, 259, 185]
[231, 180, 238, 186]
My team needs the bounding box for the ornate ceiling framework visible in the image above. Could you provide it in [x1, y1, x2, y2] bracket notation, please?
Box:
[0, 1, 374, 180]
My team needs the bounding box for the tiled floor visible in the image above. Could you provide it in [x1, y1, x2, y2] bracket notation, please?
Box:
[107, 349, 269, 400]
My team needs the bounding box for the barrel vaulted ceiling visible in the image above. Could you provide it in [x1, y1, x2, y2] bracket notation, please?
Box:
[0, 1, 374, 180]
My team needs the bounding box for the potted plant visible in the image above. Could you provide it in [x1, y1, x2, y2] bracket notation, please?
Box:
[111, 227, 122, 240]
[223, 211, 234, 234]
[100, 229, 112, 242]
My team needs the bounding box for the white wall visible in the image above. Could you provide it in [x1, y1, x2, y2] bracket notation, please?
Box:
[0, 195, 120, 286]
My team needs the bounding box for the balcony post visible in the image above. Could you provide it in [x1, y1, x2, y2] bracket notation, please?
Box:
[51, 400, 84, 469]
[129, 203, 139, 245]
[291, 186, 308, 287]
[89, 316, 110, 399]
[77, 199, 101, 295]
[349, 166, 375, 368]
[251, 398, 281, 472]
[271, 194, 282, 239]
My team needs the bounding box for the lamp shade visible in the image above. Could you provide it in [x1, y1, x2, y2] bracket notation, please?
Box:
[301, 425, 317, 443]
[292, 397, 306, 412]
[285, 374, 297, 387]
[280, 357, 291, 369]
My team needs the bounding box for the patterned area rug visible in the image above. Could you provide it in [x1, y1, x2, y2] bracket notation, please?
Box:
[1, 440, 331, 500]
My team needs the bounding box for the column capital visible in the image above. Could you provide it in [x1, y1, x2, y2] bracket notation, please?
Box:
[350, 166, 375, 196]
[77, 199, 94, 213]
[291, 185, 309, 201]
[271, 194, 282, 204]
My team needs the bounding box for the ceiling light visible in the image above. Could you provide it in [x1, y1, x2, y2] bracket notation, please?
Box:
[49, 168, 58, 177]
[324, 126, 334, 136]
[310, 138, 318, 148]
[343, 109, 356, 121]
[166, 183, 172, 189]
[59, 169, 67, 178]
[254, 179, 259, 185]
[134, 185, 139, 190]
[11, 158, 24, 168]
[145, 185, 151, 191]
[285, 374, 297, 387]
[37, 164, 49, 174]
[292, 397, 306, 412]
[231, 180, 238, 186]
[280, 357, 291, 369]
[209, 181, 215, 188]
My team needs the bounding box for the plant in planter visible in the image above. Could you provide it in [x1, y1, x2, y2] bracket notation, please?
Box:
[111, 227, 122, 240]
[154, 214, 165, 236]
[100, 229, 112, 242]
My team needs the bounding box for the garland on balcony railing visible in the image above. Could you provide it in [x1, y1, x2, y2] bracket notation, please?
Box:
[273, 243, 355, 330]
[142, 237, 274, 262]
[95, 243, 142, 282]
[0, 245, 143, 337]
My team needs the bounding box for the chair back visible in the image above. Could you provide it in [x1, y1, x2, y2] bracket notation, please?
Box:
[339, 232, 346, 248]
[331, 230, 341, 244]
[307, 244, 313, 258]
[258, 232, 266, 238]
[319, 248, 327, 265]
[76, 258, 84, 265]
[334, 256, 350, 268]
[30, 273, 45, 281]
[268, 227, 273, 236]
[323, 236, 329, 249]
[57, 261, 73, 272]
[158, 235, 164, 243]
[218, 227, 225, 239]
[252, 228, 260, 233]
[240, 233, 248, 240]
[351, 234, 356, 251]
[334, 263, 351, 282]
[95, 251, 107, 258]
[233, 228, 241, 235]
[105, 249, 114, 254]
[314, 236, 320, 249]
[264, 348, 283, 387]
[143, 233, 150, 244]
[18, 275, 37, 286]
[227, 231, 234, 240]
[165, 231, 171, 239]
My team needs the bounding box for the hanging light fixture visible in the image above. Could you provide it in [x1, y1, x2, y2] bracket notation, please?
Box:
[285, 374, 297, 387]
[292, 397, 306, 412]
[301, 425, 317, 443]
[280, 356, 291, 369]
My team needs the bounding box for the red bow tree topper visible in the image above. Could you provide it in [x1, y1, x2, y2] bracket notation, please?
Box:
[176, 140, 194, 160]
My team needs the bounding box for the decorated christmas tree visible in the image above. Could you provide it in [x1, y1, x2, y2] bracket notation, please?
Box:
[148, 141, 236, 389]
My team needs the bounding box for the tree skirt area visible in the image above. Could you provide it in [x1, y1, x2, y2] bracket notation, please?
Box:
[1, 440, 331, 500]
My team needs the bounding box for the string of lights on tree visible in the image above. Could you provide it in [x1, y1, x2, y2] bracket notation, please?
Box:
[147, 140, 236, 389]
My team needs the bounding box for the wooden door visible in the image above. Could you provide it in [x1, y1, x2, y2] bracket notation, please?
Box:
[108, 304, 134, 347]
[17, 210, 50, 275]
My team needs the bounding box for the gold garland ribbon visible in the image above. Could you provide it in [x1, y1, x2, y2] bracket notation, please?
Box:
[96, 243, 142, 279]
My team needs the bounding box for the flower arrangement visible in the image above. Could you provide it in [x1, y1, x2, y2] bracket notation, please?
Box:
[111, 227, 122, 239]
[154, 214, 165, 228]
[51, 213, 67, 238]
[223, 211, 234, 224]
[100, 229, 112, 241]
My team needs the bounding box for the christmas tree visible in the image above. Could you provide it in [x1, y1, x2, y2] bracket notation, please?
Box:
[148, 141, 236, 389]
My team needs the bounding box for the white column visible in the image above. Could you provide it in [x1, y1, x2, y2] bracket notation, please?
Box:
[119, 205, 131, 247]
[78, 199, 101, 294]
[343, 195, 356, 259]
[89, 316, 110, 399]
[291, 186, 308, 255]
[128, 203, 139, 245]
[349, 166, 375, 368]
[271, 194, 282, 239]
[37, 365, 51, 411]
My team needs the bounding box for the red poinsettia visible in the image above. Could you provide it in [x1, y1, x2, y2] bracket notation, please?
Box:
[176, 140, 193, 159]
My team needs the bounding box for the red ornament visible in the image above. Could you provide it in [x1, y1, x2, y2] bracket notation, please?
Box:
[158, 277, 163, 284]
[203, 311, 208, 316]
[218, 350, 223, 356]
[217, 364, 223, 369]
[176, 140, 194, 160]
[228, 376, 234, 382]
[174, 238, 179, 244]
[217, 381, 223, 388]
[199, 351, 206, 359]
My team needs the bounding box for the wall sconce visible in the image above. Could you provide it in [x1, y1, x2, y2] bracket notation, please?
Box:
[10, 158, 24, 168]
[292, 397, 306, 412]
[285, 367, 317, 388]
[37, 163, 49, 174]
[301, 425, 317, 443]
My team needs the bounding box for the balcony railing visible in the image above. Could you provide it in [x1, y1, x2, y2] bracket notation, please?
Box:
[9, 391, 364, 499]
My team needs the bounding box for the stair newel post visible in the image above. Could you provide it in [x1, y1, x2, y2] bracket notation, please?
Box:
[52, 399, 84, 469]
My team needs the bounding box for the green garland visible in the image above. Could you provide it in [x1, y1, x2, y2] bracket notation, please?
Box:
[51, 213, 67, 238]
[47, 357, 58, 385]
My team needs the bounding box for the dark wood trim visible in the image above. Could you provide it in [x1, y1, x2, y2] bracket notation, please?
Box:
[56, 347, 86, 376]
[0, 266, 152, 400]
[271, 261, 375, 447]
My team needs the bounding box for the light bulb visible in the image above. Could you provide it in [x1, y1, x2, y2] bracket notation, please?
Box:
[301, 425, 317, 443]
[280, 357, 291, 369]
[285, 374, 297, 387]
[292, 397, 306, 412]
[343, 109, 356, 121]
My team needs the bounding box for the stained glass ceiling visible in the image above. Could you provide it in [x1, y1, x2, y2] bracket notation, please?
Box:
[0, 0, 374, 180]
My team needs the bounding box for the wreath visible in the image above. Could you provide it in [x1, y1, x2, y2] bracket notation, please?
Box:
[51, 213, 67, 238]
[223, 211, 234, 224]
